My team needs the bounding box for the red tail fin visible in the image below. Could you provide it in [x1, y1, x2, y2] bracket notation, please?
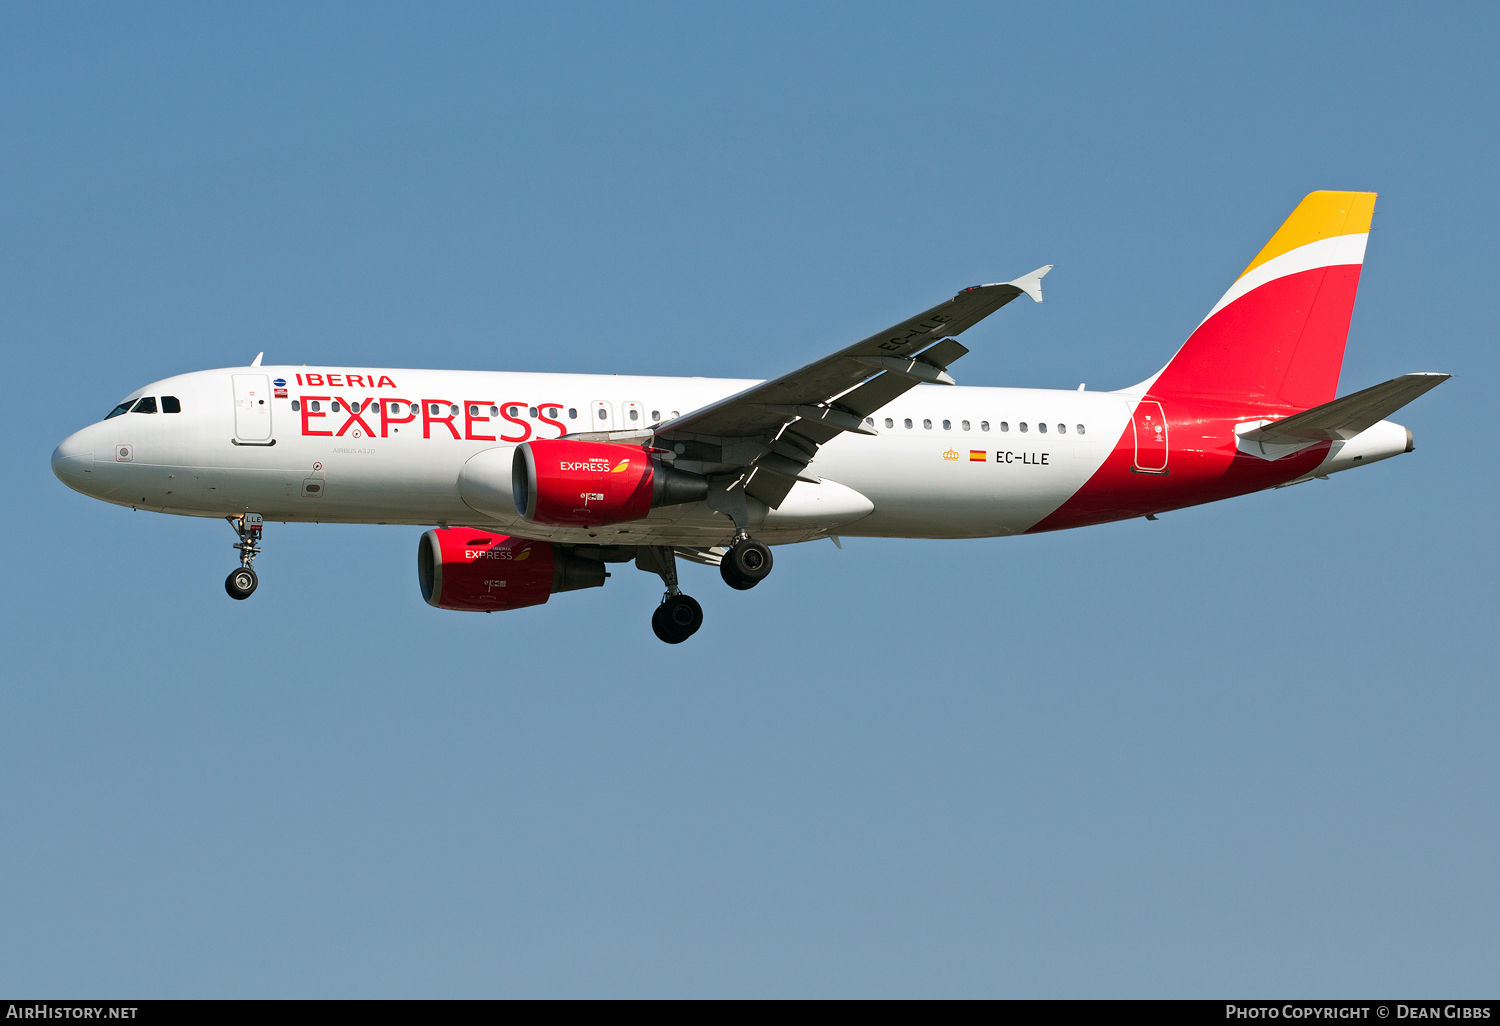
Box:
[1145, 191, 1377, 410]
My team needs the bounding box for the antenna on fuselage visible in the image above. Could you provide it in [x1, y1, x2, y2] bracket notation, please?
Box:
[250, 352, 263, 367]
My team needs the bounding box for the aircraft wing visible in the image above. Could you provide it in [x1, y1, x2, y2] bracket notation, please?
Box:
[1239, 372, 1451, 445]
[652, 266, 1051, 508]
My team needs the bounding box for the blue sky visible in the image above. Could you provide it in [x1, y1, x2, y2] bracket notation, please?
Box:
[3, 2, 1496, 997]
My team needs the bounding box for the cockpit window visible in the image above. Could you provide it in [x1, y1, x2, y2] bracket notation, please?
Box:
[132, 396, 158, 414]
[162, 396, 181, 413]
[105, 401, 133, 420]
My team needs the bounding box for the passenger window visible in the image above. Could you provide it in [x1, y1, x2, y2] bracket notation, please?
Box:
[598, 408, 608, 420]
[652, 410, 660, 421]
[1019, 422, 1028, 432]
[429, 403, 441, 416]
[450, 405, 459, 416]
[310, 401, 321, 412]
[865, 417, 874, 426]
[923, 419, 932, 429]
[105, 401, 133, 420]
[490, 406, 499, 417]
[885, 418, 894, 428]
[999, 421, 1008, 432]
[961, 420, 970, 431]
[671, 411, 679, 417]
[291, 400, 301, 412]
[629, 408, 639, 421]
[132, 396, 157, 414]
[942, 420, 951, 430]
[409, 403, 420, 415]
[162, 396, 181, 413]
[351, 402, 361, 414]
[1038, 422, 1047, 433]
[904, 418, 913, 429]
[331, 401, 341, 413]
[1057, 423, 1066, 434]
[1077, 424, 1086, 435]
[568, 408, 578, 419]
[529, 407, 538, 417]
[981, 421, 990, 431]
[469, 405, 479, 416]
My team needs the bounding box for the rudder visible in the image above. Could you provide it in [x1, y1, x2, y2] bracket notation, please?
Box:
[1146, 191, 1377, 409]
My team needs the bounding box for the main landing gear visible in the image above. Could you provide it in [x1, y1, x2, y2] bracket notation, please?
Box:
[634, 528, 775, 644]
[704, 481, 774, 591]
[225, 513, 264, 600]
[637, 546, 704, 644]
[652, 593, 704, 645]
[720, 535, 773, 590]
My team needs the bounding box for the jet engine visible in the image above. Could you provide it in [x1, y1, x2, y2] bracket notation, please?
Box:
[417, 528, 605, 612]
[511, 439, 707, 527]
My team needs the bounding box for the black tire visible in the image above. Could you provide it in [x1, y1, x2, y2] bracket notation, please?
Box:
[652, 594, 703, 643]
[720, 560, 759, 590]
[721, 538, 773, 589]
[225, 566, 258, 600]
[652, 611, 684, 644]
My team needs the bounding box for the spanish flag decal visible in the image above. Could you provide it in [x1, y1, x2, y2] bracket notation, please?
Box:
[970, 450, 986, 462]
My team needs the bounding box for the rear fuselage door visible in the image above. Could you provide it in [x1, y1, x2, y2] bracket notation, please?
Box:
[1131, 399, 1168, 473]
[233, 373, 273, 441]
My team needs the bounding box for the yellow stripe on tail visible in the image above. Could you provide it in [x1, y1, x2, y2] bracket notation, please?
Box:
[1240, 191, 1376, 279]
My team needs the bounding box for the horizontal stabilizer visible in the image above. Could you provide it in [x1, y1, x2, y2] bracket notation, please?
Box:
[1238, 372, 1450, 445]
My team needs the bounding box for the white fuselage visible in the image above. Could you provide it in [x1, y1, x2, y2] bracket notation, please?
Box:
[53, 365, 1143, 548]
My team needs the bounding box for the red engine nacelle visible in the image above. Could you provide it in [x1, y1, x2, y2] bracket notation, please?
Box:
[417, 529, 606, 612]
[512, 439, 706, 527]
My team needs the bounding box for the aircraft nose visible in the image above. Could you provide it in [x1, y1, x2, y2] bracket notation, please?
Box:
[51, 429, 95, 491]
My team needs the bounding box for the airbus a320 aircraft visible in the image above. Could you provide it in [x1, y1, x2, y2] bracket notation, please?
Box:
[53, 191, 1447, 643]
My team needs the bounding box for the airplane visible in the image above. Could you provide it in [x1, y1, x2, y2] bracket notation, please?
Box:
[52, 191, 1448, 643]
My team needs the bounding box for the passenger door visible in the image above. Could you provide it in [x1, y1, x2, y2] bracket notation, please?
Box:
[232, 374, 273, 442]
[1131, 400, 1168, 473]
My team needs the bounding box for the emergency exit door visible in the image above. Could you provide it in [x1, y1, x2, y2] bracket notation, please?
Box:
[232, 374, 273, 442]
[590, 400, 616, 431]
[1131, 400, 1168, 473]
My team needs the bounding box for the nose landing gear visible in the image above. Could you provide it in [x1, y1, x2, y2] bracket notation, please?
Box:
[225, 513, 263, 600]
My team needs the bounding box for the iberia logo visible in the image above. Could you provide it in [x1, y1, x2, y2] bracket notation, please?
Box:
[942, 449, 960, 460]
[611, 460, 632, 472]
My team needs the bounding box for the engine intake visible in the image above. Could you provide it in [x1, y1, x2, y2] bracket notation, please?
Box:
[512, 439, 707, 527]
[417, 529, 605, 612]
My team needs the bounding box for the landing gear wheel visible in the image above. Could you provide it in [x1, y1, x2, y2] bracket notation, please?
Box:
[720, 538, 773, 590]
[652, 594, 703, 644]
[225, 514, 264, 602]
[225, 566, 258, 600]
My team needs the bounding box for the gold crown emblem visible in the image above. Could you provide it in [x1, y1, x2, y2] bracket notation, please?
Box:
[942, 449, 960, 460]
